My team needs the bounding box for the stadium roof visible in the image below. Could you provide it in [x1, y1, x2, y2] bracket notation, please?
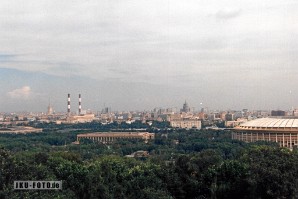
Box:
[234, 118, 298, 132]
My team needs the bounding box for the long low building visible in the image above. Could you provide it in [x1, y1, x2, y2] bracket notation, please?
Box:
[76, 132, 155, 144]
[232, 117, 298, 149]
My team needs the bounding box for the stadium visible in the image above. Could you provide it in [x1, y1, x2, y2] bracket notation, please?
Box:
[232, 117, 298, 149]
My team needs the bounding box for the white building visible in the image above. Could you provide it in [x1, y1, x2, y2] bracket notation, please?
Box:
[170, 119, 201, 129]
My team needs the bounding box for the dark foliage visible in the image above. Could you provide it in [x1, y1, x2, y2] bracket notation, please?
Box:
[0, 125, 296, 198]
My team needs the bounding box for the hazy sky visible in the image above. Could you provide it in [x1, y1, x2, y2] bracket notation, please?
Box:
[0, 0, 298, 112]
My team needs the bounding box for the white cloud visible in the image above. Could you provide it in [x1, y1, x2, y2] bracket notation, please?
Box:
[215, 8, 242, 20]
[7, 86, 32, 99]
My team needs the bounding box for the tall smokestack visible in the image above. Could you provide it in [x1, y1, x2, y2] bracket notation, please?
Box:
[67, 94, 70, 115]
[79, 94, 82, 115]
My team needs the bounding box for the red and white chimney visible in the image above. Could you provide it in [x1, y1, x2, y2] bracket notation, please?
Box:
[79, 94, 82, 115]
[67, 94, 71, 115]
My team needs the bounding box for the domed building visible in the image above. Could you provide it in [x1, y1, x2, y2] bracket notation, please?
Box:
[232, 117, 298, 149]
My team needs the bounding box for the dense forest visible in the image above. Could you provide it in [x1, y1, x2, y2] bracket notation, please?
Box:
[0, 121, 298, 198]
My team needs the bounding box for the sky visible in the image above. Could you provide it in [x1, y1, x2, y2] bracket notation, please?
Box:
[0, 0, 298, 112]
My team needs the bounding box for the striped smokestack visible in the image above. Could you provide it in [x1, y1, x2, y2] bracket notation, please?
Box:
[79, 94, 82, 115]
[67, 94, 71, 115]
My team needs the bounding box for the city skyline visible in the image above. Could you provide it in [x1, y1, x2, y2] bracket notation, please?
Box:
[0, 87, 296, 114]
[1, 0, 298, 112]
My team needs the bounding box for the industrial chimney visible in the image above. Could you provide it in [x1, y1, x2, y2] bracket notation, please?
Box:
[79, 94, 82, 115]
[67, 94, 70, 115]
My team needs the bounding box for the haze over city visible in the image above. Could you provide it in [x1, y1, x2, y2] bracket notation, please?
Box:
[0, 0, 297, 112]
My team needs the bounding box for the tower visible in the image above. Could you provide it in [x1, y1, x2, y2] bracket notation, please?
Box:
[47, 104, 53, 115]
[181, 100, 191, 113]
[79, 94, 82, 115]
[47, 98, 53, 115]
[67, 94, 71, 116]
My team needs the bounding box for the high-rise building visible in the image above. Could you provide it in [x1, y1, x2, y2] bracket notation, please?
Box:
[181, 100, 191, 113]
[225, 113, 234, 121]
[271, 110, 286, 116]
[102, 107, 111, 114]
[47, 104, 53, 115]
[201, 107, 209, 114]
[293, 109, 298, 117]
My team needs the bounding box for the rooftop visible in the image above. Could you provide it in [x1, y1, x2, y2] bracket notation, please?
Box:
[234, 117, 298, 131]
